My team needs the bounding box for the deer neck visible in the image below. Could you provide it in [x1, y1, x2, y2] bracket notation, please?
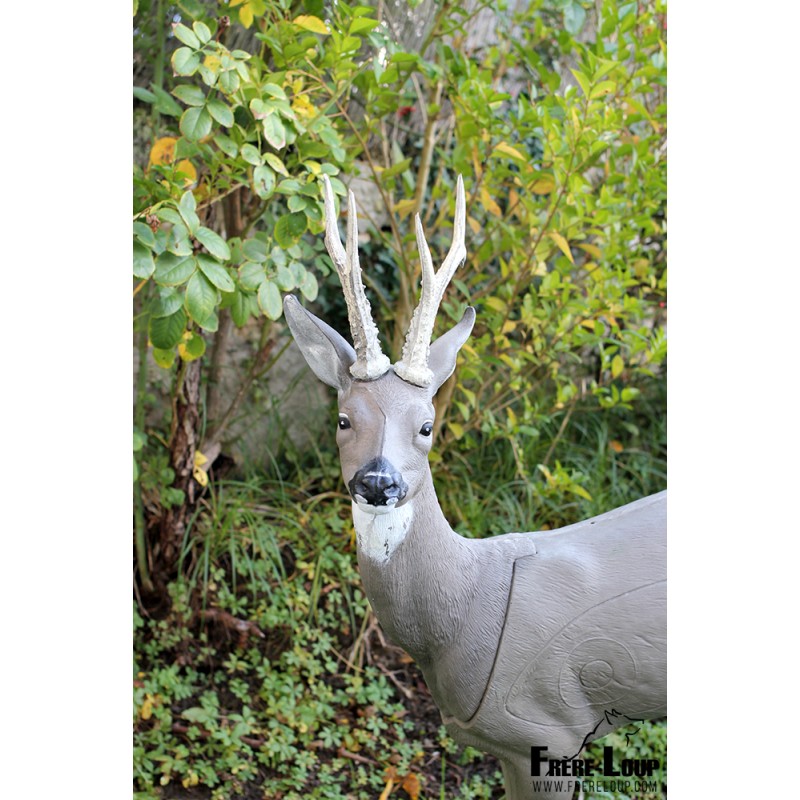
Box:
[352, 467, 504, 720]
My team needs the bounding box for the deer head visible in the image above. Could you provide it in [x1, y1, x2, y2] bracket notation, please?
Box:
[284, 175, 474, 514]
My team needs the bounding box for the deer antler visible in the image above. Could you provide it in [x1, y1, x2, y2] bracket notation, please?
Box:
[321, 174, 391, 381]
[394, 175, 467, 387]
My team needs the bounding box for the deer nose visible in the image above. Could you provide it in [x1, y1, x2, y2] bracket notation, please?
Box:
[349, 457, 408, 507]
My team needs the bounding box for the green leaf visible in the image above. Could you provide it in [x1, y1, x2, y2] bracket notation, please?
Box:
[349, 16, 379, 34]
[241, 239, 268, 263]
[240, 143, 262, 165]
[611, 354, 624, 378]
[264, 152, 289, 176]
[185, 270, 218, 324]
[214, 134, 238, 158]
[590, 80, 616, 99]
[172, 23, 200, 48]
[570, 68, 591, 98]
[196, 254, 235, 292]
[133, 221, 155, 248]
[133, 241, 155, 279]
[196, 226, 231, 260]
[229, 290, 251, 327]
[253, 165, 276, 199]
[149, 308, 187, 349]
[180, 106, 212, 141]
[262, 83, 288, 101]
[178, 190, 199, 235]
[299, 271, 318, 302]
[155, 253, 196, 286]
[133, 86, 155, 104]
[152, 347, 176, 369]
[172, 84, 206, 107]
[563, 1, 586, 36]
[171, 46, 201, 76]
[262, 114, 286, 150]
[149, 83, 183, 117]
[219, 69, 240, 94]
[239, 262, 267, 290]
[258, 279, 283, 320]
[207, 98, 234, 127]
[149, 287, 184, 318]
[193, 20, 212, 44]
[275, 264, 295, 291]
[273, 213, 307, 247]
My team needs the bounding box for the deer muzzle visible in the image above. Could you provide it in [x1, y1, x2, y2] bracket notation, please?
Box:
[348, 457, 408, 509]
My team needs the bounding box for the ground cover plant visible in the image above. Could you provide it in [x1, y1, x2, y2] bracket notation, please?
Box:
[133, 1, 667, 796]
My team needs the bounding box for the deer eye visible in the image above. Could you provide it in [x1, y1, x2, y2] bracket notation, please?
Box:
[338, 414, 351, 431]
[419, 421, 433, 437]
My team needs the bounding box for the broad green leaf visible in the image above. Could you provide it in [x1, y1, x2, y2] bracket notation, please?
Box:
[172, 23, 200, 49]
[196, 254, 235, 292]
[219, 69, 240, 94]
[149, 83, 183, 117]
[229, 290, 251, 327]
[273, 213, 307, 247]
[133, 221, 155, 248]
[192, 20, 212, 44]
[239, 262, 267, 290]
[563, 1, 586, 35]
[155, 253, 196, 286]
[611, 354, 624, 378]
[253, 165, 275, 199]
[172, 84, 206, 107]
[492, 142, 526, 161]
[149, 287, 184, 318]
[180, 106, 212, 141]
[293, 14, 329, 34]
[349, 17, 379, 34]
[178, 190, 199, 234]
[207, 98, 234, 127]
[258, 279, 282, 320]
[264, 152, 289, 176]
[185, 270, 218, 324]
[240, 143, 262, 165]
[262, 83, 288, 101]
[214, 133, 238, 158]
[299, 271, 318, 302]
[133, 241, 155, 279]
[171, 46, 201, 76]
[275, 264, 294, 291]
[196, 226, 231, 260]
[149, 307, 187, 349]
[133, 86, 156, 104]
[262, 114, 286, 150]
[196, 309, 218, 333]
[241, 239, 268, 263]
[152, 347, 176, 369]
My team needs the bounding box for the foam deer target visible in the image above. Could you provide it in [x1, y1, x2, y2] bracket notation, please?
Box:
[283, 175, 666, 800]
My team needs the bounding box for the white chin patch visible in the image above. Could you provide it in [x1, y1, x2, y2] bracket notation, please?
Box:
[352, 501, 414, 563]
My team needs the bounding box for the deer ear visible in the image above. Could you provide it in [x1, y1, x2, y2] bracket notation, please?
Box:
[284, 295, 355, 392]
[427, 307, 476, 395]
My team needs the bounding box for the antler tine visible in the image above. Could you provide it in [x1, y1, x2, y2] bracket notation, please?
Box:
[320, 175, 390, 381]
[395, 175, 467, 387]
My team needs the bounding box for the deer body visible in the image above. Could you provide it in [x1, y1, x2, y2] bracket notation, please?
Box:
[284, 175, 666, 800]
